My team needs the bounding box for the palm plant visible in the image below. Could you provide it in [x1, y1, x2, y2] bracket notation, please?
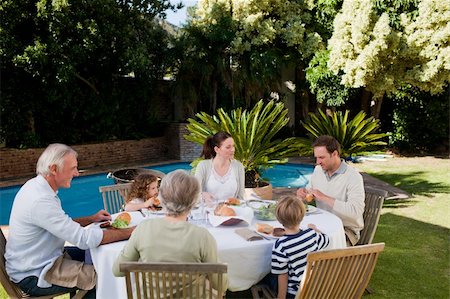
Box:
[185, 100, 309, 187]
[300, 109, 388, 158]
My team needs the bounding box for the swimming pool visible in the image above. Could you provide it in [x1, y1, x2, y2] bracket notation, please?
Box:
[0, 162, 313, 225]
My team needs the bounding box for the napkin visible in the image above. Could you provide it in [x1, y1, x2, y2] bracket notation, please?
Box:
[235, 228, 263, 241]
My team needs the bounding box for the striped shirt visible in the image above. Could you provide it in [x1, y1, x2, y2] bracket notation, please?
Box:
[271, 228, 330, 296]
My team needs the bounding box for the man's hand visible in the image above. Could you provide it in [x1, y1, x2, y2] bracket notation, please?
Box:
[310, 189, 335, 207]
[75, 209, 112, 227]
[296, 188, 308, 199]
[93, 210, 112, 222]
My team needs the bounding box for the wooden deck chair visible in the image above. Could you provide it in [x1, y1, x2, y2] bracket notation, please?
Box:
[0, 229, 87, 299]
[99, 183, 132, 214]
[357, 187, 388, 246]
[251, 243, 385, 299]
[296, 243, 385, 299]
[119, 262, 228, 299]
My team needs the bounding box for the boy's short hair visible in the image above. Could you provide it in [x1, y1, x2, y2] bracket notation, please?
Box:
[276, 196, 306, 228]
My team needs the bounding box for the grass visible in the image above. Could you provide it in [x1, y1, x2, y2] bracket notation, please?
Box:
[2, 156, 449, 298]
[352, 156, 450, 298]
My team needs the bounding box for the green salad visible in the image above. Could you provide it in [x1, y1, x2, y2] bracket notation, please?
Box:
[111, 218, 129, 229]
[254, 203, 277, 221]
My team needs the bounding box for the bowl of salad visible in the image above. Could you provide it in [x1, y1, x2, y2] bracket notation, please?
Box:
[247, 200, 277, 221]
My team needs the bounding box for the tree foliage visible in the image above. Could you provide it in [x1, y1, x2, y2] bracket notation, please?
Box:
[388, 87, 449, 153]
[177, 0, 333, 108]
[328, 0, 450, 99]
[305, 49, 353, 106]
[1, 0, 178, 147]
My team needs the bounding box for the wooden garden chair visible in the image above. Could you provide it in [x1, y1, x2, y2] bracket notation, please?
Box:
[0, 228, 87, 299]
[357, 186, 388, 246]
[119, 262, 228, 299]
[251, 243, 385, 299]
[99, 183, 133, 214]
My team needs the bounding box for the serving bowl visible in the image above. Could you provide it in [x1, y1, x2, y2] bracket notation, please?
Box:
[247, 200, 277, 221]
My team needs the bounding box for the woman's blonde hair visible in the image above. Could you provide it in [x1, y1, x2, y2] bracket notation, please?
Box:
[275, 196, 306, 228]
[126, 173, 158, 203]
[158, 170, 200, 217]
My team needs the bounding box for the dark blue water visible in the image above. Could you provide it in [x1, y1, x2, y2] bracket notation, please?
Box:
[0, 162, 312, 225]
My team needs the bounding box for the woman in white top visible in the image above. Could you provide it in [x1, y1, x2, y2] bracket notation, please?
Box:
[195, 131, 245, 203]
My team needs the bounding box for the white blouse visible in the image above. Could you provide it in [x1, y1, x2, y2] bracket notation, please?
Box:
[205, 164, 238, 202]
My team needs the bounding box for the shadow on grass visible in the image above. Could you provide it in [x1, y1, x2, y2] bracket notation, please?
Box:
[369, 212, 449, 298]
[366, 171, 449, 196]
[383, 198, 417, 209]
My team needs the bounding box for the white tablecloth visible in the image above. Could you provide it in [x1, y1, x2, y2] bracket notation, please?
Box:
[90, 208, 346, 298]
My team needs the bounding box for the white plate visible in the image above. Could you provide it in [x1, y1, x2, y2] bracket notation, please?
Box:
[255, 231, 281, 240]
[306, 205, 317, 213]
[208, 206, 254, 227]
[255, 227, 286, 239]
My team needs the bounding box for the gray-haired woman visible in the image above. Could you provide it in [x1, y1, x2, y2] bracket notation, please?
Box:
[113, 170, 228, 296]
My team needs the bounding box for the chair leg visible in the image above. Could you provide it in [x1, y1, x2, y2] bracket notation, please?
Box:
[365, 285, 374, 294]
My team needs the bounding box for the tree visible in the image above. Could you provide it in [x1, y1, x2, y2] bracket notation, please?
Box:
[1, 0, 179, 147]
[328, 0, 450, 99]
[180, 0, 330, 109]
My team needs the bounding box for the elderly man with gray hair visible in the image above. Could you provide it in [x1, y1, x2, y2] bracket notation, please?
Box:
[5, 143, 134, 298]
[113, 169, 228, 297]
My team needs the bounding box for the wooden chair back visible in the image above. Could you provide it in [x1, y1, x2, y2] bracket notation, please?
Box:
[357, 187, 388, 245]
[119, 262, 227, 299]
[99, 183, 133, 214]
[296, 243, 385, 299]
[0, 229, 87, 299]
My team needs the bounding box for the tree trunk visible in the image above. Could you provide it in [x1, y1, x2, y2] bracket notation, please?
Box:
[294, 65, 311, 135]
[371, 96, 384, 119]
[212, 79, 218, 112]
[360, 88, 372, 114]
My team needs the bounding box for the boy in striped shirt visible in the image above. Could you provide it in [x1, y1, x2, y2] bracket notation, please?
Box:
[271, 196, 330, 298]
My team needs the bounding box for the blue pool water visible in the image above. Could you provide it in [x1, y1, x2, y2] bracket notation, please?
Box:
[0, 162, 312, 225]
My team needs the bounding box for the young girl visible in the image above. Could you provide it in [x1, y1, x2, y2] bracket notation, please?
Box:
[271, 196, 330, 299]
[124, 173, 160, 211]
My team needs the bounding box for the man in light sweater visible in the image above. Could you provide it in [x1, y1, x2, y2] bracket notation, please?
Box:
[297, 135, 365, 246]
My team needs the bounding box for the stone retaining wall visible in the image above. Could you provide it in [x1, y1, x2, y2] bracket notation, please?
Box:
[0, 123, 201, 181]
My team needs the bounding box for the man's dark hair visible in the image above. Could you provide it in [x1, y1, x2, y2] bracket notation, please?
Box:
[312, 135, 341, 155]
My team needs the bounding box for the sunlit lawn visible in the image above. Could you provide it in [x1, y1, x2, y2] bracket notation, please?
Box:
[353, 156, 450, 298]
[2, 156, 449, 298]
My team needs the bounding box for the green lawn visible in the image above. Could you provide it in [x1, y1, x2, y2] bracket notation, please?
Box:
[353, 156, 450, 298]
[2, 156, 449, 298]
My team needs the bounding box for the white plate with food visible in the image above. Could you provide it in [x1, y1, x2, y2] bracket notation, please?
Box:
[100, 212, 135, 229]
[255, 223, 286, 239]
[305, 205, 319, 214]
[208, 204, 254, 227]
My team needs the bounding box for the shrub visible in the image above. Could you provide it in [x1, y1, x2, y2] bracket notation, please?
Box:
[301, 109, 388, 158]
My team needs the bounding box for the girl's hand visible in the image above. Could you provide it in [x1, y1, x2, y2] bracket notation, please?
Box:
[143, 198, 153, 208]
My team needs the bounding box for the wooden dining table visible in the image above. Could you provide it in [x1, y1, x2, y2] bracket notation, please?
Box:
[89, 206, 346, 298]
